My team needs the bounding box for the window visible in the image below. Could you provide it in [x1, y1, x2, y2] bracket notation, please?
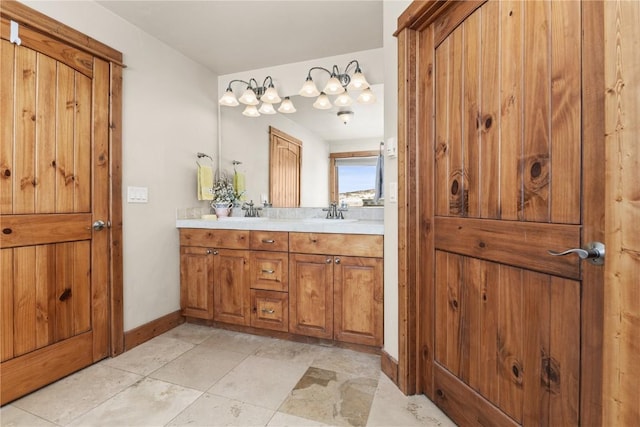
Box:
[330, 151, 383, 206]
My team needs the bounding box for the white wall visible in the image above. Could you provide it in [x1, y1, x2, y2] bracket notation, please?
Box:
[330, 138, 382, 153]
[22, 1, 219, 331]
[220, 108, 330, 206]
[383, 0, 412, 361]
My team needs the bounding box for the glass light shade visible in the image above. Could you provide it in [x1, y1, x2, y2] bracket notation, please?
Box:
[313, 92, 332, 110]
[334, 92, 353, 107]
[323, 76, 345, 95]
[347, 71, 369, 90]
[278, 97, 296, 113]
[337, 111, 354, 125]
[242, 105, 260, 117]
[357, 87, 376, 104]
[261, 86, 281, 104]
[299, 77, 320, 97]
[238, 88, 259, 105]
[258, 102, 276, 115]
[218, 89, 239, 106]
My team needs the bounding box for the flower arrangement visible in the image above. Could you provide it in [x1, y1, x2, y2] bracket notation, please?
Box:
[211, 172, 242, 204]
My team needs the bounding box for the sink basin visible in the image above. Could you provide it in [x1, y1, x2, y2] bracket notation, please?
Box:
[217, 217, 269, 221]
[301, 218, 359, 224]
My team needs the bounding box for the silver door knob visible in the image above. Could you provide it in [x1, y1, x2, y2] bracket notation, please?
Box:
[92, 220, 106, 231]
[548, 241, 605, 265]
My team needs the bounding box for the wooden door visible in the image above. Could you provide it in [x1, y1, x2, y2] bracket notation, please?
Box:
[180, 247, 214, 319]
[269, 126, 301, 207]
[404, 1, 597, 425]
[289, 253, 333, 339]
[0, 21, 112, 404]
[213, 249, 250, 326]
[334, 256, 383, 347]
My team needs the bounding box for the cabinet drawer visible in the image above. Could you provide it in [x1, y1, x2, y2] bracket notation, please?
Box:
[250, 251, 288, 292]
[289, 232, 383, 258]
[250, 231, 288, 251]
[180, 229, 249, 249]
[251, 290, 288, 332]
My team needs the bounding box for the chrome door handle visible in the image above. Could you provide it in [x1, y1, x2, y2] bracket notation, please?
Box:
[92, 220, 106, 231]
[548, 241, 605, 265]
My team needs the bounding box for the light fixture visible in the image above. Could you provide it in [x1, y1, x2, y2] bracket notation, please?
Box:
[277, 97, 296, 113]
[299, 60, 375, 113]
[312, 92, 332, 110]
[334, 91, 353, 107]
[219, 76, 292, 117]
[337, 110, 354, 125]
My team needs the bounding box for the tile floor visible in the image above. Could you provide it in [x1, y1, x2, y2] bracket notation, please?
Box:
[1, 323, 455, 427]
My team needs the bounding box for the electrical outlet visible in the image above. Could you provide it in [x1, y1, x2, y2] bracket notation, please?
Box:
[127, 186, 148, 203]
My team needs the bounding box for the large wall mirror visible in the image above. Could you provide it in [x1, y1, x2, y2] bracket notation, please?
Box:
[220, 84, 384, 207]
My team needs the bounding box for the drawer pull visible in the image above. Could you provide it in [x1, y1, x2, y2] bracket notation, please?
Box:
[261, 239, 275, 244]
[261, 308, 275, 314]
[261, 269, 275, 274]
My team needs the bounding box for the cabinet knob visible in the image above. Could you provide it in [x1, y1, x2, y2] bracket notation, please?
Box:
[261, 239, 275, 244]
[326, 258, 332, 264]
[335, 257, 341, 264]
[261, 308, 275, 314]
[213, 250, 219, 255]
[206, 249, 213, 254]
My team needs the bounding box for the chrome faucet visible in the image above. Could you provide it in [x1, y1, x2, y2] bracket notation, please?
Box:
[242, 200, 262, 217]
[323, 202, 348, 219]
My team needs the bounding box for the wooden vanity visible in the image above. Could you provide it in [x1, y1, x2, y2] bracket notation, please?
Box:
[178, 224, 383, 349]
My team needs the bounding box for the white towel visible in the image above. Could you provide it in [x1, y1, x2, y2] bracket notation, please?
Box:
[197, 164, 214, 201]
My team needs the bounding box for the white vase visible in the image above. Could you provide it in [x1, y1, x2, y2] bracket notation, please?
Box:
[213, 202, 233, 217]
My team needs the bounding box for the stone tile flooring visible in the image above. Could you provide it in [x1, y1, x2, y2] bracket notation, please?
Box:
[1, 324, 455, 426]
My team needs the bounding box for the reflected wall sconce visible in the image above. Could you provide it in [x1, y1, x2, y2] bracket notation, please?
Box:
[299, 60, 377, 111]
[219, 76, 296, 117]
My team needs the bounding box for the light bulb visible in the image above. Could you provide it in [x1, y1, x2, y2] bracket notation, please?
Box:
[278, 97, 296, 113]
[323, 76, 345, 95]
[261, 86, 281, 104]
[238, 88, 259, 105]
[347, 70, 369, 91]
[299, 77, 320, 97]
[357, 87, 376, 104]
[258, 102, 276, 115]
[313, 92, 332, 110]
[242, 105, 260, 117]
[218, 88, 239, 106]
[334, 91, 353, 107]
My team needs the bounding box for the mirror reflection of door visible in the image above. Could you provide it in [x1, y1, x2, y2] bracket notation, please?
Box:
[269, 126, 301, 207]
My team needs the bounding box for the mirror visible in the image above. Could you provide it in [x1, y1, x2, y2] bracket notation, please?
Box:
[219, 84, 384, 207]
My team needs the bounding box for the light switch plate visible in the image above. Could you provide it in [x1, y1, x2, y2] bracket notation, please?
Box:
[389, 182, 398, 203]
[127, 186, 148, 203]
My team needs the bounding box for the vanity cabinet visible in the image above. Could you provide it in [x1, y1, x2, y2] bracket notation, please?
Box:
[289, 232, 384, 346]
[179, 227, 383, 347]
[179, 229, 251, 325]
[249, 231, 289, 332]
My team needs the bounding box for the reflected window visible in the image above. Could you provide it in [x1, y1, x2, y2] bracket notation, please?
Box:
[330, 151, 383, 206]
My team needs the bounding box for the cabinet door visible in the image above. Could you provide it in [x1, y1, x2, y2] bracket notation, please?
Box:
[334, 256, 383, 346]
[180, 247, 214, 319]
[289, 253, 333, 339]
[213, 249, 250, 326]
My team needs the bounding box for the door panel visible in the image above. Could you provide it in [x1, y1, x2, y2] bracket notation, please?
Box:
[1, 24, 111, 404]
[427, 1, 582, 425]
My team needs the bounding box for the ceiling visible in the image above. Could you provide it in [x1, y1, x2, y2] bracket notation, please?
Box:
[97, 1, 383, 75]
[96, 1, 385, 141]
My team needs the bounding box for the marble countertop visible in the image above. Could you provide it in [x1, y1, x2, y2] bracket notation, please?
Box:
[176, 217, 384, 235]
